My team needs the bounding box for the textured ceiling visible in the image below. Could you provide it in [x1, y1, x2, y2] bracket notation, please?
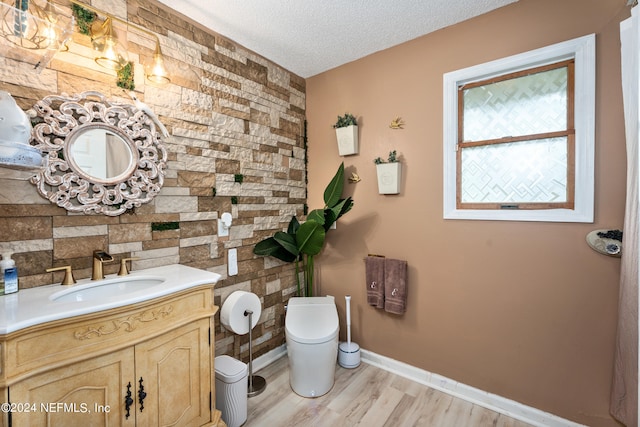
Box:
[157, 0, 518, 78]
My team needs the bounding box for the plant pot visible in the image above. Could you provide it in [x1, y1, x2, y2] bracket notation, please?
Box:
[335, 125, 358, 156]
[376, 162, 401, 194]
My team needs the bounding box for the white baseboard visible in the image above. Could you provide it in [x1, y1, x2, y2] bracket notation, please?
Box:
[258, 344, 585, 427]
[252, 344, 287, 372]
[360, 349, 586, 427]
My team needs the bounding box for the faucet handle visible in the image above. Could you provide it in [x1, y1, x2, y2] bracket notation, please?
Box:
[46, 265, 77, 286]
[118, 257, 140, 276]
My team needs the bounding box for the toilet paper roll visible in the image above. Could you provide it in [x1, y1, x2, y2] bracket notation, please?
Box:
[220, 290, 262, 335]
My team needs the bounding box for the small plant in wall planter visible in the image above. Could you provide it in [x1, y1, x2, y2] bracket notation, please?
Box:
[374, 150, 402, 194]
[333, 113, 358, 156]
[373, 150, 398, 165]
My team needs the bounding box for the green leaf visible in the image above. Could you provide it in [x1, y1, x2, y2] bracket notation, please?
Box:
[307, 209, 326, 225]
[287, 216, 300, 235]
[296, 220, 326, 256]
[253, 237, 278, 255]
[337, 196, 354, 218]
[274, 231, 299, 256]
[253, 237, 297, 262]
[323, 209, 338, 231]
[324, 162, 345, 208]
[321, 197, 354, 230]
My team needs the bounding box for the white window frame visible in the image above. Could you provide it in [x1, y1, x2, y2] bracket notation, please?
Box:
[443, 34, 595, 222]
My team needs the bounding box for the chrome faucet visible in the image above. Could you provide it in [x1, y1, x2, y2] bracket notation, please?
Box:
[92, 250, 114, 280]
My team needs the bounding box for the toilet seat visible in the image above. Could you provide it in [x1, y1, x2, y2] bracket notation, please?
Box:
[286, 298, 339, 344]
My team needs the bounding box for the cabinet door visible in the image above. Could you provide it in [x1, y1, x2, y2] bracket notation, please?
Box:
[134, 319, 212, 427]
[9, 348, 135, 427]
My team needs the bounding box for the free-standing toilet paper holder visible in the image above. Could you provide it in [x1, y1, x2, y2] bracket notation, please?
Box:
[245, 309, 266, 397]
[220, 290, 266, 397]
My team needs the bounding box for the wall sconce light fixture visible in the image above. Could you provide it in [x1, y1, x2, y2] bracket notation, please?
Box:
[91, 17, 128, 71]
[2, 0, 61, 49]
[146, 43, 170, 84]
[0, 0, 74, 70]
[69, 0, 170, 84]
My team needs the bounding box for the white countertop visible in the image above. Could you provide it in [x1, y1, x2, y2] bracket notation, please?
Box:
[0, 264, 222, 335]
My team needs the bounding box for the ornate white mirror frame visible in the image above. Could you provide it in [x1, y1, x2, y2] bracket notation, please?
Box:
[28, 91, 167, 216]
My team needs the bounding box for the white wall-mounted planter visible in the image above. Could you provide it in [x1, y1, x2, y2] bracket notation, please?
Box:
[376, 162, 401, 194]
[335, 125, 358, 156]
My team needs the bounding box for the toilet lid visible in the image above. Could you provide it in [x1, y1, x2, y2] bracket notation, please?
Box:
[286, 302, 339, 344]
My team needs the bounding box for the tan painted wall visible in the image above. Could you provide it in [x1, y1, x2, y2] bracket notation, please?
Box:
[306, 0, 629, 425]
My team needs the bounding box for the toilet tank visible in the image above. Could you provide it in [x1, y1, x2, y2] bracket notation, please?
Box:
[285, 296, 339, 344]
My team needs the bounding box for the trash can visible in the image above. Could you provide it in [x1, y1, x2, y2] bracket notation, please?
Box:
[215, 355, 248, 427]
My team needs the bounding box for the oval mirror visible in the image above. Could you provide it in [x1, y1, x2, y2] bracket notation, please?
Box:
[28, 91, 167, 216]
[65, 126, 138, 184]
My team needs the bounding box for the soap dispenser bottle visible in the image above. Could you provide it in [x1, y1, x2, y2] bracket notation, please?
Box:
[1, 253, 18, 294]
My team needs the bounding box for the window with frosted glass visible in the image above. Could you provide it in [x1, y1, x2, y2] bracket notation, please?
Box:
[457, 60, 574, 210]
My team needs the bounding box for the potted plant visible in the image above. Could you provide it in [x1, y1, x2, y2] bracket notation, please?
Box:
[374, 150, 402, 194]
[333, 113, 358, 156]
[253, 162, 354, 297]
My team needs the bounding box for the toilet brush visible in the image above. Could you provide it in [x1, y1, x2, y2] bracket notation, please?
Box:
[338, 295, 361, 368]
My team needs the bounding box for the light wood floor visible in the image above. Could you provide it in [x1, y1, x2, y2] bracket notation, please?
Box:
[244, 356, 535, 427]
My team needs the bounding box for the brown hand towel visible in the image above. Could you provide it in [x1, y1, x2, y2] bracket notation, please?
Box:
[365, 256, 385, 308]
[384, 258, 408, 314]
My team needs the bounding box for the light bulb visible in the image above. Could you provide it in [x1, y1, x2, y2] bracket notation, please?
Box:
[104, 39, 116, 60]
[95, 36, 127, 70]
[93, 17, 128, 71]
[42, 22, 57, 46]
[146, 43, 170, 84]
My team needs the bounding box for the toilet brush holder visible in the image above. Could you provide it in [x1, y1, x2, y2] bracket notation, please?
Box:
[338, 341, 361, 368]
[338, 294, 360, 369]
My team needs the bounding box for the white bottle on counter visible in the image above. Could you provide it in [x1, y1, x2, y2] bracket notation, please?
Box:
[1, 253, 18, 294]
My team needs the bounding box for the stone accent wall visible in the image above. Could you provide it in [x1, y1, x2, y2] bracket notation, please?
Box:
[0, 0, 305, 362]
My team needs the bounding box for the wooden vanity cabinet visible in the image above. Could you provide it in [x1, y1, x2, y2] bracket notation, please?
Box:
[0, 284, 219, 426]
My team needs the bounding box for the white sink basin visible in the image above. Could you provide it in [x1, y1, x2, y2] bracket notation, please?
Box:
[49, 276, 165, 303]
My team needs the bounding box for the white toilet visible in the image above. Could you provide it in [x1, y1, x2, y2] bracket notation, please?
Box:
[285, 296, 339, 397]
